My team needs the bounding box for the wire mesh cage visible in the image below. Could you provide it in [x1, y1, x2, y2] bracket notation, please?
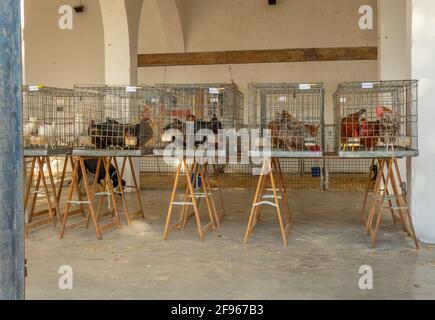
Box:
[334, 80, 419, 158]
[248, 83, 324, 158]
[139, 156, 323, 191]
[23, 85, 75, 156]
[324, 124, 338, 155]
[73, 85, 159, 156]
[324, 156, 372, 192]
[152, 83, 244, 153]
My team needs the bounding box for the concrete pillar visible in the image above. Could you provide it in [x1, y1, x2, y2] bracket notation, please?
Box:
[99, 0, 143, 187]
[377, 0, 411, 185]
[378, 0, 411, 79]
[0, 0, 25, 300]
[409, 0, 435, 243]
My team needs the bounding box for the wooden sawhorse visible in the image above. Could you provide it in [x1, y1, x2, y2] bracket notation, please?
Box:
[110, 157, 145, 225]
[244, 158, 291, 246]
[207, 163, 226, 222]
[56, 156, 85, 218]
[163, 157, 220, 241]
[361, 157, 419, 249]
[59, 156, 122, 240]
[24, 156, 61, 235]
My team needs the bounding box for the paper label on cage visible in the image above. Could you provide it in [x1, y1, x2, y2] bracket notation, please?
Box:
[340, 97, 347, 103]
[304, 138, 317, 147]
[29, 85, 40, 92]
[126, 86, 137, 92]
[209, 88, 220, 94]
[362, 82, 374, 89]
[299, 84, 311, 90]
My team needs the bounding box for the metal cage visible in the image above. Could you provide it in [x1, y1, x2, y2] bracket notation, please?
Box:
[139, 156, 323, 191]
[334, 80, 419, 158]
[23, 85, 75, 156]
[248, 83, 324, 158]
[324, 156, 372, 192]
[152, 83, 244, 152]
[73, 85, 159, 156]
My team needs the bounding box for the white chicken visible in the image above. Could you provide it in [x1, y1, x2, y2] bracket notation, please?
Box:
[23, 117, 38, 136]
[37, 123, 55, 147]
[53, 113, 86, 146]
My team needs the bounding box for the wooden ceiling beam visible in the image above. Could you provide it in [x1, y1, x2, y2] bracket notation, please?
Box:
[138, 47, 377, 67]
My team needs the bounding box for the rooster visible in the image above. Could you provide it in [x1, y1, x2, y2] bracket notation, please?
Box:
[162, 113, 223, 147]
[268, 111, 320, 151]
[340, 109, 367, 149]
[359, 120, 381, 149]
[376, 106, 400, 151]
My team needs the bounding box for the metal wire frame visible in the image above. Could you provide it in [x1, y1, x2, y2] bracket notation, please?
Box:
[248, 82, 324, 157]
[152, 83, 244, 152]
[73, 85, 159, 156]
[334, 80, 419, 158]
[139, 156, 324, 191]
[23, 86, 75, 157]
[324, 124, 338, 155]
[322, 124, 371, 191]
[139, 125, 373, 192]
[324, 156, 372, 192]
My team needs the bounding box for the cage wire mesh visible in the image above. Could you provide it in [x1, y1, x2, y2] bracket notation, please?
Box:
[140, 156, 324, 191]
[324, 124, 338, 155]
[139, 121, 373, 192]
[139, 83, 380, 192]
[322, 125, 370, 191]
[324, 157, 372, 192]
[334, 80, 418, 158]
[152, 83, 244, 153]
[248, 83, 324, 157]
[73, 85, 159, 156]
[23, 85, 75, 156]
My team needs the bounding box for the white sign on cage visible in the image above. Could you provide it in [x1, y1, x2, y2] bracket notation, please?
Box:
[299, 84, 312, 90]
[361, 82, 374, 89]
[126, 86, 138, 93]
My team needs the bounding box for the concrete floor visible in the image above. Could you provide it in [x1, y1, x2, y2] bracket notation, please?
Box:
[25, 190, 435, 300]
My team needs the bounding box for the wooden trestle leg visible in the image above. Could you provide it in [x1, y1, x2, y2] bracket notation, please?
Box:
[162, 157, 219, 241]
[24, 156, 60, 235]
[364, 157, 419, 249]
[244, 158, 291, 246]
[111, 157, 145, 225]
[58, 156, 122, 240]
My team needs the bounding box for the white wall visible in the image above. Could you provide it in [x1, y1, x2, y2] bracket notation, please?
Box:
[378, 0, 411, 79]
[24, 0, 105, 88]
[138, 0, 379, 124]
[377, 0, 411, 184]
[23, 0, 379, 118]
[138, 0, 167, 54]
[182, 0, 376, 51]
[410, 0, 435, 243]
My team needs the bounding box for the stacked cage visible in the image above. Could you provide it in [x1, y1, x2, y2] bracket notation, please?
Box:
[248, 83, 324, 157]
[23, 85, 75, 156]
[334, 80, 418, 158]
[73, 85, 159, 156]
[152, 83, 244, 152]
